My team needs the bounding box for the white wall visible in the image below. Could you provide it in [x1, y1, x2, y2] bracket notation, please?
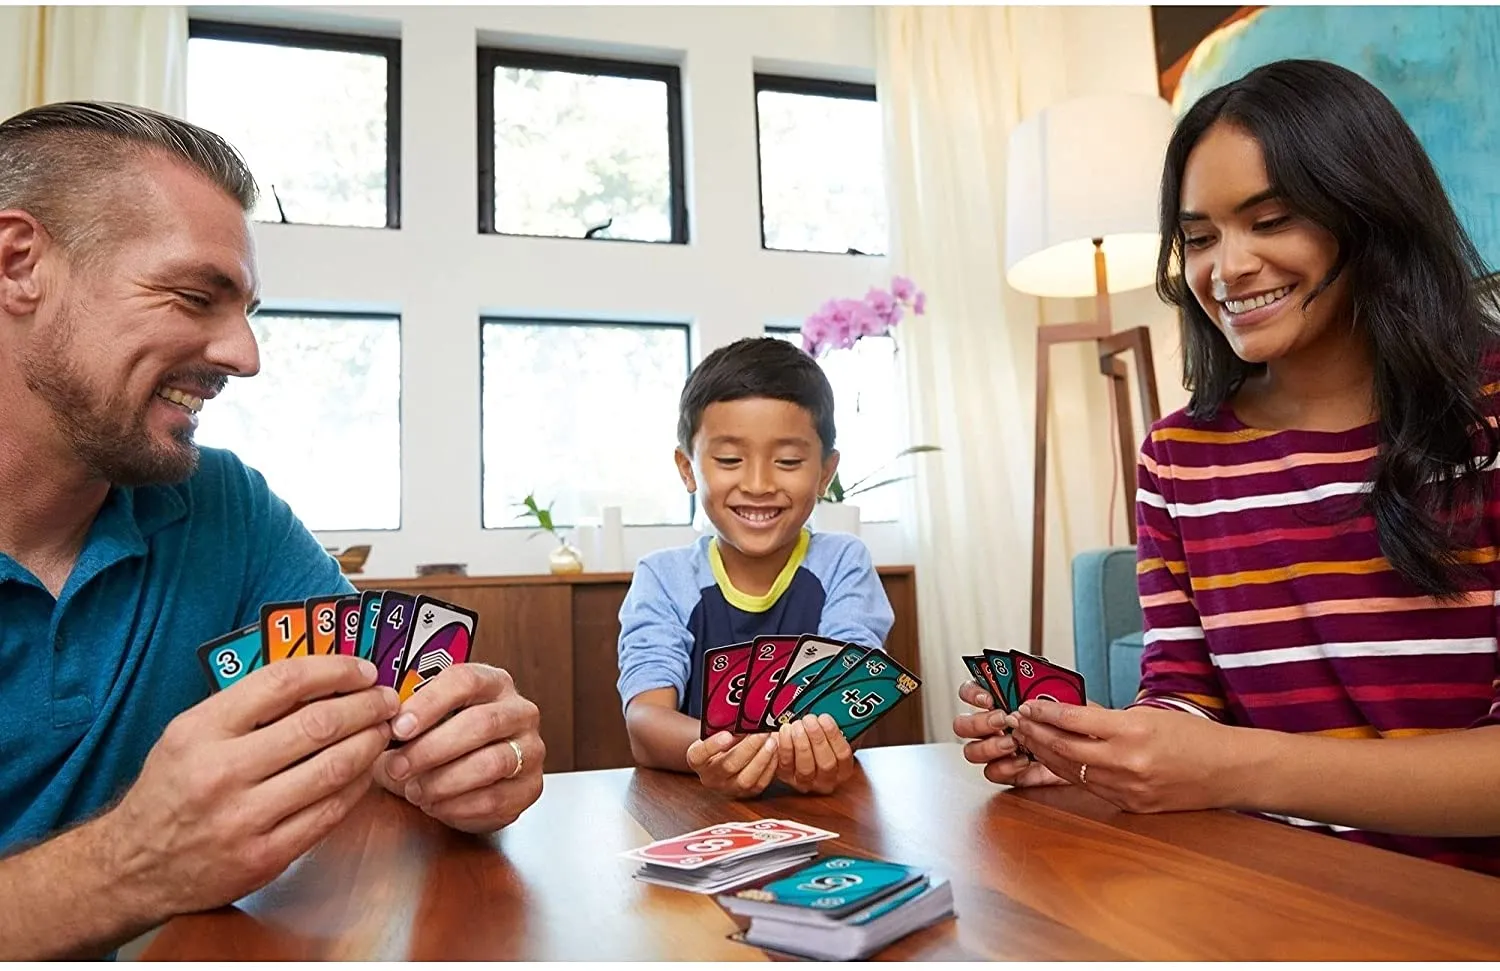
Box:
[197, 5, 910, 579]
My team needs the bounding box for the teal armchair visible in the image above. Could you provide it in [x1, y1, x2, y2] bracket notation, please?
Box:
[1071, 547, 1145, 708]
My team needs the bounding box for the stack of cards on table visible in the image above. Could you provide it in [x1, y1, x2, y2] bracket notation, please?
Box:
[961, 648, 1086, 756]
[719, 855, 956, 961]
[622, 818, 839, 895]
[699, 634, 922, 742]
[195, 590, 478, 702]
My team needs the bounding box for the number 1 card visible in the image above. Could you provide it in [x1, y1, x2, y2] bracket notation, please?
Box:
[260, 600, 310, 663]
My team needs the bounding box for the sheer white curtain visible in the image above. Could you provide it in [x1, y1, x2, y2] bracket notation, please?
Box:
[877, 7, 1116, 739]
[0, 6, 188, 121]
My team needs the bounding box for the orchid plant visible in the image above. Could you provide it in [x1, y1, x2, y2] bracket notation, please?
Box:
[800, 275, 927, 359]
[800, 276, 940, 504]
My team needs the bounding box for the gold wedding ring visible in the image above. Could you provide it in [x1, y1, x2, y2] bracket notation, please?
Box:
[506, 739, 525, 779]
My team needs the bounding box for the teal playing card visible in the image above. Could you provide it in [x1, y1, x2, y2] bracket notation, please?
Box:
[983, 648, 1021, 713]
[776, 643, 872, 727]
[196, 623, 262, 693]
[728, 856, 928, 919]
[783, 649, 921, 741]
[355, 590, 383, 661]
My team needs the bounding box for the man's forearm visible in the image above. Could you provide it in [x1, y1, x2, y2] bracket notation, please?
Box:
[0, 812, 160, 960]
[624, 704, 698, 773]
[1232, 724, 1500, 837]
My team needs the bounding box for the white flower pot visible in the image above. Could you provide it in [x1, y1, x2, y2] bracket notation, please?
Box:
[813, 501, 861, 536]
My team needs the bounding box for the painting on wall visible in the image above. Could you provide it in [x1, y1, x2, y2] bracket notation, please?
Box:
[1151, 5, 1500, 279]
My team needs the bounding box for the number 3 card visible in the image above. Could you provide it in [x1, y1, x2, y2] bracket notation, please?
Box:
[196, 623, 262, 693]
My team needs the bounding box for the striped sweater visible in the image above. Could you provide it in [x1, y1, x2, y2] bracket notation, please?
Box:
[1134, 402, 1500, 876]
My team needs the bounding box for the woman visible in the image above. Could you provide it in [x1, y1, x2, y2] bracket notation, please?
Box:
[956, 58, 1500, 875]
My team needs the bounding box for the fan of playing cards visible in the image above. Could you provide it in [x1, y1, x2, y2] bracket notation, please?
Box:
[196, 589, 478, 702]
[699, 635, 922, 743]
[962, 648, 1087, 714]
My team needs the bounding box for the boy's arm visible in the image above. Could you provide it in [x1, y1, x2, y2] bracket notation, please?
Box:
[623, 689, 700, 772]
[616, 560, 696, 770]
[816, 537, 895, 649]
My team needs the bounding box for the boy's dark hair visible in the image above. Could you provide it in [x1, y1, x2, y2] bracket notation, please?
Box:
[677, 337, 837, 458]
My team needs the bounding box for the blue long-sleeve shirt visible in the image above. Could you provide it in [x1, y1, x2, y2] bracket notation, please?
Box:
[615, 528, 894, 715]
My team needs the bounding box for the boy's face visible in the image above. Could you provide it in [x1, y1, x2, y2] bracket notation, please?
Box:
[676, 397, 838, 562]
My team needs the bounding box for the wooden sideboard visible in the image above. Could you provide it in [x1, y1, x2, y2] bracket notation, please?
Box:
[352, 567, 923, 774]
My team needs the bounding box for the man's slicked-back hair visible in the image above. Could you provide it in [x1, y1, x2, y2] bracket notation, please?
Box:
[0, 100, 258, 258]
[677, 337, 837, 458]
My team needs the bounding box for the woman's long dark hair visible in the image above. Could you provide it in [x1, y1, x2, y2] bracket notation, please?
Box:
[1155, 58, 1500, 597]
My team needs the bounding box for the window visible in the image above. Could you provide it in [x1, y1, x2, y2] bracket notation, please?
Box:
[481, 319, 691, 528]
[187, 20, 401, 229]
[755, 75, 888, 256]
[195, 311, 402, 531]
[768, 328, 905, 523]
[478, 48, 687, 243]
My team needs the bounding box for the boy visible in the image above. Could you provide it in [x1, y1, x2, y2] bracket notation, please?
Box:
[616, 337, 894, 797]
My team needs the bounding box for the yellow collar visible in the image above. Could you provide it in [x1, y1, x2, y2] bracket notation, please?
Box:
[708, 529, 810, 613]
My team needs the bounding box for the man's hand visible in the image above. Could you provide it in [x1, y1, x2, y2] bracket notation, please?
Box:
[774, 714, 856, 794]
[1012, 700, 1233, 812]
[100, 655, 397, 923]
[373, 664, 544, 834]
[953, 678, 1067, 788]
[686, 732, 779, 798]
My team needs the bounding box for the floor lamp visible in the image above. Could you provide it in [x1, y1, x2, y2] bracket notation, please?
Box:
[1004, 93, 1176, 657]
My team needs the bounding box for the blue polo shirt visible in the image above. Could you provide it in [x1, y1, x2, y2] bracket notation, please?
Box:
[0, 447, 352, 854]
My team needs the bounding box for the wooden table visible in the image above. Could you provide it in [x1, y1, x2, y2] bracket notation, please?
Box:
[141, 743, 1500, 960]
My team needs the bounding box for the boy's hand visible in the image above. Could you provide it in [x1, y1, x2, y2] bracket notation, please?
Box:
[686, 732, 779, 798]
[775, 714, 856, 795]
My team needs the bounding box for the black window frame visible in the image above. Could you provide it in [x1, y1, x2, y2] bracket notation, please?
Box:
[476, 47, 689, 245]
[752, 73, 884, 257]
[478, 316, 696, 529]
[187, 19, 403, 230]
[233, 307, 405, 532]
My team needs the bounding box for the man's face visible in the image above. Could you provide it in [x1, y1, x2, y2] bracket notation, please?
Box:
[19, 157, 262, 485]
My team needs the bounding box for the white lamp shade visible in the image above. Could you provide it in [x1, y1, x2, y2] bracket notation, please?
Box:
[1005, 93, 1176, 299]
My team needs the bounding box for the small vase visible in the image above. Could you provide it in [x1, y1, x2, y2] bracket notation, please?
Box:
[549, 538, 585, 575]
[812, 501, 861, 536]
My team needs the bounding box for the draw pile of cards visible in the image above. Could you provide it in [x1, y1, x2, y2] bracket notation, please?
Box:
[700, 635, 922, 742]
[622, 819, 838, 895]
[720, 855, 955, 961]
[196, 590, 478, 701]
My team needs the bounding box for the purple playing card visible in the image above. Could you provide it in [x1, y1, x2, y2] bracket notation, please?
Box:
[370, 591, 416, 689]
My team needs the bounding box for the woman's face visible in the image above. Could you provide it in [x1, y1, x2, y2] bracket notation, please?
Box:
[1178, 121, 1351, 364]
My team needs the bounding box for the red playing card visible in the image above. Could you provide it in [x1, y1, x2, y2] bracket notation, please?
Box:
[624, 823, 798, 870]
[735, 818, 838, 846]
[699, 642, 753, 740]
[1011, 652, 1087, 707]
[736, 636, 800, 733]
[975, 657, 1004, 706]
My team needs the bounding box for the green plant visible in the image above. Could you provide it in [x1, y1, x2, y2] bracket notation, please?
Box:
[821, 445, 941, 503]
[514, 492, 564, 540]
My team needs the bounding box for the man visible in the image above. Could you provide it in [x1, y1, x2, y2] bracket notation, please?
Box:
[0, 101, 545, 959]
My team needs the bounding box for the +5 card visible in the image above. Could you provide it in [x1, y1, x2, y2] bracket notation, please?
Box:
[196, 623, 262, 693]
[395, 595, 478, 702]
[699, 641, 753, 740]
[737, 635, 800, 734]
[260, 600, 310, 663]
[371, 591, 417, 689]
[783, 649, 920, 742]
[764, 635, 852, 728]
[306, 595, 343, 656]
